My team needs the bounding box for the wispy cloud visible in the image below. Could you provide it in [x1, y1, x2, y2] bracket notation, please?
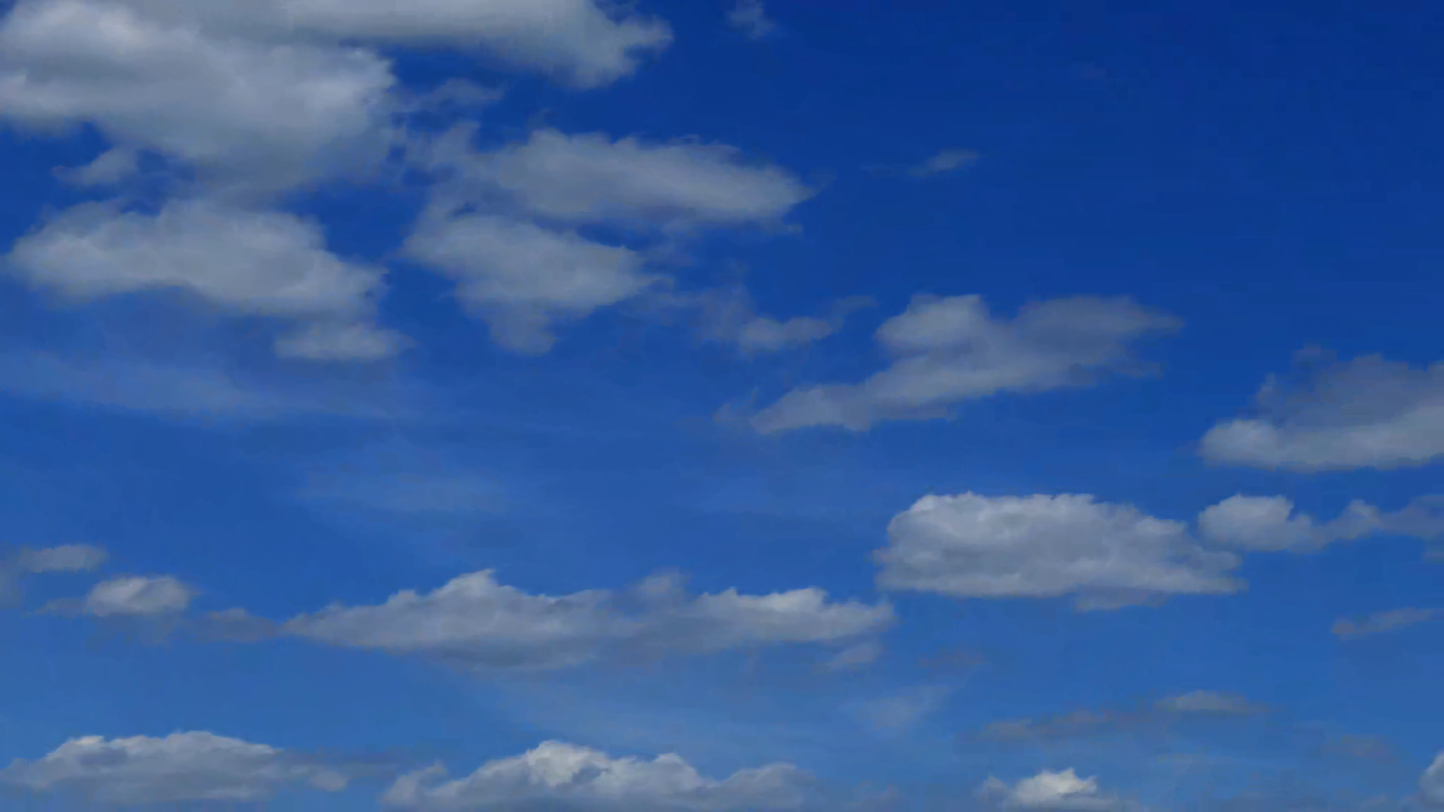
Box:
[1332, 607, 1440, 640]
[728, 0, 778, 40]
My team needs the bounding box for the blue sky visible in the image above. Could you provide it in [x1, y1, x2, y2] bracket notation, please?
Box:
[0, 0, 1441, 809]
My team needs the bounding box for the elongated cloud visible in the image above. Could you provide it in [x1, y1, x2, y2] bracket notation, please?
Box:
[751, 294, 1181, 433]
[382, 741, 812, 810]
[218, 570, 894, 672]
[1, 732, 348, 804]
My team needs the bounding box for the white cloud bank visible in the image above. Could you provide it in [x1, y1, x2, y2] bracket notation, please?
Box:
[382, 741, 811, 811]
[1201, 355, 1444, 471]
[750, 294, 1181, 433]
[218, 570, 893, 672]
[1422, 752, 1444, 807]
[1, 731, 348, 804]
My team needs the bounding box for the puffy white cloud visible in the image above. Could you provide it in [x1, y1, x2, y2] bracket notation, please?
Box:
[1, 731, 347, 804]
[1200, 355, 1444, 471]
[381, 741, 811, 811]
[6, 198, 404, 360]
[1422, 752, 1444, 806]
[877, 492, 1241, 608]
[979, 769, 1127, 811]
[440, 128, 814, 228]
[83, 575, 196, 617]
[403, 212, 657, 354]
[278, 569, 893, 672]
[727, 0, 777, 40]
[1332, 608, 1440, 640]
[751, 294, 1181, 433]
[1197, 494, 1444, 553]
[14, 544, 107, 573]
[0, 0, 397, 193]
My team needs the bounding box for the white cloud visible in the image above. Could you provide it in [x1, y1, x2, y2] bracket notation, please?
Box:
[1332, 608, 1440, 640]
[0, 0, 397, 193]
[877, 492, 1242, 608]
[403, 212, 658, 354]
[6, 198, 404, 361]
[727, 0, 778, 40]
[82, 575, 196, 617]
[15, 544, 107, 573]
[750, 294, 1181, 433]
[57, 145, 140, 186]
[277, 569, 893, 672]
[1200, 355, 1444, 471]
[381, 740, 811, 811]
[1, 731, 348, 804]
[452, 128, 814, 228]
[1422, 752, 1444, 807]
[979, 769, 1127, 811]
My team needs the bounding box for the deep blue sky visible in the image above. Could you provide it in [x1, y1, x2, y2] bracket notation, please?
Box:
[0, 1, 1440, 810]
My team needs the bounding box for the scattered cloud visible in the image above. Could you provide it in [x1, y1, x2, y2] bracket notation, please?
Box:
[728, 0, 778, 40]
[6, 198, 405, 361]
[978, 769, 1134, 811]
[13, 544, 107, 574]
[1198, 494, 1444, 553]
[877, 492, 1242, 609]
[908, 149, 979, 178]
[1, 731, 348, 804]
[690, 286, 871, 356]
[381, 740, 813, 810]
[402, 211, 658, 354]
[237, 570, 893, 672]
[973, 691, 1263, 743]
[1421, 752, 1444, 807]
[0, 351, 407, 421]
[76, 575, 197, 618]
[1153, 690, 1264, 716]
[749, 294, 1181, 433]
[850, 686, 952, 734]
[1200, 354, 1444, 472]
[1332, 608, 1440, 640]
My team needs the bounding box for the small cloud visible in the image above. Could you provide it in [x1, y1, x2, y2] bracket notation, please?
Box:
[728, 0, 778, 40]
[14, 544, 108, 574]
[1154, 690, 1266, 717]
[824, 640, 883, 671]
[908, 149, 979, 178]
[851, 686, 952, 734]
[1332, 607, 1440, 640]
[52, 576, 199, 618]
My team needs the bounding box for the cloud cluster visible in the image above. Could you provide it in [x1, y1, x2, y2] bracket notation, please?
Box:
[1, 731, 348, 804]
[382, 741, 812, 811]
[1201, 355, 1444, 471]
[407, 126, 816, 353]
[751, 294, 1182, 433]
[216, 569, 893, 672]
